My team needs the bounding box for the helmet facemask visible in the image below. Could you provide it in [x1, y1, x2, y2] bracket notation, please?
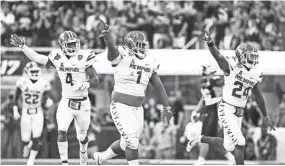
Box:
[131, 40, 149, 59]
[62, 39, 80, 57]
[26, 67, 41, 81]
[241, 52, 259, 69]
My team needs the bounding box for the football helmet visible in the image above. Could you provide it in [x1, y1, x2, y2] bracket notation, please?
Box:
[235, 43, 259, 69]
[25, 61, 41, 81]
[124, 31, 149, 59]
[58, 31, 80, 56]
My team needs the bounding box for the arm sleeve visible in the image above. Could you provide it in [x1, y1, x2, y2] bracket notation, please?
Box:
[22, 45, 49, 65]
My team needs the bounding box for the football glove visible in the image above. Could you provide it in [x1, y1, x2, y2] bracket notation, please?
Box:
[98, 19, 110, 37]
[202, 29, 213, 44]
[73, 82, 90, 91]
[162, 106, 174, 125]
[263, 116, 275, 131]
[10, 34, 25, 48]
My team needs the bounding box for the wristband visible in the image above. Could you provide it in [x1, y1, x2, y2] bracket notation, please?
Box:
[207, 41, 214, 47]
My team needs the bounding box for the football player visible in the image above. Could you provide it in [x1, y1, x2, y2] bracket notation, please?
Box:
[186, 30, 275, 165]
[192, 66, 235, 165]
[92, 20, 173, 165]
[10, 31, 99, 165]
[13, 62, 51, 165]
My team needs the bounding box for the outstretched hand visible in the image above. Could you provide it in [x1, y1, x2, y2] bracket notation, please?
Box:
[162, 106, 174, 125]
[202, 29, 213, 44]
[10, 34, 25, 48]
[263, 116, 276, 131]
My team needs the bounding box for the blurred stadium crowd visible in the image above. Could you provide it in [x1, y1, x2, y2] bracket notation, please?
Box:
[1, 0, 285, 50]
[1, 0, 285, 162]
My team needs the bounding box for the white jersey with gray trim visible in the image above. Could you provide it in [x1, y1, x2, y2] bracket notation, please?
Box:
[222, 54, 263, 108]
[16, 77, 51, 109]
[48, 50, 96, 98]
[111, 46, 160, 97]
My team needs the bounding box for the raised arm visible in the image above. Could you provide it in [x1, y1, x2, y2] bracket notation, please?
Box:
[97, 20, 120, 62]
[10, 34, 49, 65]
[203, 30, 230, 75]
[252, 84, 275, 131]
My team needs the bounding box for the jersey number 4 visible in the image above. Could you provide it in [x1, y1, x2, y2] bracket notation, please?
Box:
[232, 81, 250, 98]
[66, 73, 74, 86]
[25, 94, 39, 104]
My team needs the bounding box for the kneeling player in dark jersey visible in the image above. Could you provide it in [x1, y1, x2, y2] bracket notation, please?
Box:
[193, 66, 235, 165]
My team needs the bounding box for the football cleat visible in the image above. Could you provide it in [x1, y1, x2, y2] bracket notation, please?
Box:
[186, 134, 202, 152]
[93, 152, 105, 165]
[80, 150, 88, 165]
[26, 159, 34, 165]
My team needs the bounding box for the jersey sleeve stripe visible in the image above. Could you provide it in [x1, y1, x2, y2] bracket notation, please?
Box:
[87, 56, 96, 61]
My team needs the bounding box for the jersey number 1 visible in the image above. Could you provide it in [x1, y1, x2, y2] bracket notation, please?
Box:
[137, 71, 142, 84]
[232, 81, 250, 98]
[66, 73, 74, 86]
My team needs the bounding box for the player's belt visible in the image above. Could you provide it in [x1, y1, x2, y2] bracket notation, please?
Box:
[67, 97, 87, 110]
[68, 97, 87, 102]
[112, 91, 145, 107]
[221, 100, 244, 117]
[27, 108, 38, 114]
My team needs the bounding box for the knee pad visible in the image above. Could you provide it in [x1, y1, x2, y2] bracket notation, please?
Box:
[57, 130, 67, 142]
[123, 134, 139, 150]
[31, 138, 40, 151]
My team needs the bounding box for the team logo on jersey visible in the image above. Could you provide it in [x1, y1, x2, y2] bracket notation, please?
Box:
[129, 59, 151, 72]
[25, 87, 29, 92]
[78, 55, 83, 60]
[59, 63, 79, 72]
[235, 72, 255, 87]
[54, 53, 61, 60]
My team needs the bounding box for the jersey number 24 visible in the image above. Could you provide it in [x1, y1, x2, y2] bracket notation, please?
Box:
[232, 81, 250, 99]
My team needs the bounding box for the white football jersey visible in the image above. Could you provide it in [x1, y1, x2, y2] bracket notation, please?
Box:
[16, 77, 51, 109]
[222, 55, 263, 108]
[48, 49, 96, 98]
[110, 46, 160, 97]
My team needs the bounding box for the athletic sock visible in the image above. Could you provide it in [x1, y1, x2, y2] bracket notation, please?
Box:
[102, 146, 118, 161]
[127, 159, 139, 165]
[58, 141, 68, 164]
[29, 150, 38, 161]
[224, 152, 236, 164]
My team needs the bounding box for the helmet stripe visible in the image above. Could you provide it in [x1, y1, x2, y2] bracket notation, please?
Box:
[66, 31, 72, 39]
